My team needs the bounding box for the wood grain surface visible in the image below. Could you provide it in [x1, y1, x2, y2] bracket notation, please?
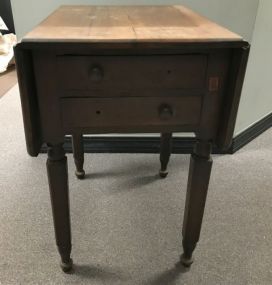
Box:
[14, 4, 250, 272]
[23, 5, 242, 43]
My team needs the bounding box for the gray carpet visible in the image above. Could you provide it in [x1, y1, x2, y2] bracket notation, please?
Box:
[1, 86, 272, 285]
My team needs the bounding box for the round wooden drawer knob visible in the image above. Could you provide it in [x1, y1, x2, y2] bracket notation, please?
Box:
[159, 104, 174, 120]
[89, 66, 104, 81]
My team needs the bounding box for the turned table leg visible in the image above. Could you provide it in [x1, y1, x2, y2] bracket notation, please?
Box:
[47, 144, 73, 273]
[180, 140, 213, 267]
[159, 133, 172, 178]
[72, 134, 85, 179]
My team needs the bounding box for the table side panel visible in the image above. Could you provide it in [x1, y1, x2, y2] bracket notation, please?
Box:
[198, 50, 232, 141]
[32, 51, 65, 144]
[216, 45, 250, 150]
[14, 44, 42, 156]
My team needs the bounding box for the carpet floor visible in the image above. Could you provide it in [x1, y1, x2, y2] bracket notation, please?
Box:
[0, 85, 272, 285]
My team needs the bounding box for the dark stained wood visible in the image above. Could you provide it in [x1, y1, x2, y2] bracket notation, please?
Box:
[14, 46, 42, 156]
[60, 97, 202, 133]
[57, 55, 207, 92]
[46, 144, 72, 272]
[18, 40, 249, 53]
[159, 133, 172, 178]
[197, 50, 231, 140]
[217, 45, 250, 150]
[180, 140, 213, 267]
[14, 5, 250, 273]
[32, 51, 64, 144]
[72, 134, 85, 179]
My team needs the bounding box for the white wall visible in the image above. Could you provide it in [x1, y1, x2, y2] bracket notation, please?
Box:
[11, 0, 264, 135]
[235, 0, 272, 134]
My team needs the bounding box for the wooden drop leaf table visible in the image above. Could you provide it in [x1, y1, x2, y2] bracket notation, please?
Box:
[15, 5, 249, 273]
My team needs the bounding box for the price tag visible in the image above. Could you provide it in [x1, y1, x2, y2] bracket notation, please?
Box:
[0, 17, 9, 30]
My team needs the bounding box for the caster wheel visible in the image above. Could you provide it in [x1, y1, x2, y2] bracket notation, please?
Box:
[75, 170, 85, 179]
[180, 254, 194, 268]
[60, 258, 73, 273]
[159, 170, 168, 178]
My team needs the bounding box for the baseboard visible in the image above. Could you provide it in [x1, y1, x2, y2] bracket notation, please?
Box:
[40, 112, 272, 154]
[230, 112, 272, 153]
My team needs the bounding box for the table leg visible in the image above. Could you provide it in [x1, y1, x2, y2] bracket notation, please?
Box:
[159, 133, 172, 178]
[72, 134, 85, 179]
[180, 140, 213, 267]
[47, 144, 73, 273]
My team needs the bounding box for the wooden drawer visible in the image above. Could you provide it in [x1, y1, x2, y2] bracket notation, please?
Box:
[60, 96, 202, 133]
[57, 55, 207, 94]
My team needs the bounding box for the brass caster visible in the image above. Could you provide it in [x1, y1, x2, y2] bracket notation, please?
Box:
[60, 258, 73, 273]
[75, 170, 85, 179]
[180, 254, 194, 268]
[159, 169, 168, 178]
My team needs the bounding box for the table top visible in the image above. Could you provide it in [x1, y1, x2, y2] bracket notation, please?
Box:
[23, 5, 243, 43]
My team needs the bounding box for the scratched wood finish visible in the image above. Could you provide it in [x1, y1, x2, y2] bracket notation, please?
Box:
[14, 4, 250, 273]
[57, 55, 207, 92]
[60, 96, 202, 133]
[23, 6, 242, 43]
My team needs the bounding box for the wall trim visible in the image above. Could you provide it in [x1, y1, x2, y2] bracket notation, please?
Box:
[231, 112, 272, 153]
[41, 112, 272, 154]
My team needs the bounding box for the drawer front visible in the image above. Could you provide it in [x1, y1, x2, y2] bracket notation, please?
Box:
[57, 55, 207, 94]
[60, 96, 202, 133]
